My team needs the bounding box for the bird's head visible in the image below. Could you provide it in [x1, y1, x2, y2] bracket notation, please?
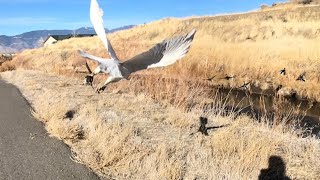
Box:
[83, 74, 93, 86]
[200, 117, 208, 125]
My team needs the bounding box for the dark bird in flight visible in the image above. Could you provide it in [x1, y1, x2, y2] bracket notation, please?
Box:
[276, 85, 283, 91]
[279, 68, 286, 75]
[222, 75, 235, 80]
[204, 76, 216, 81]
[296, 72, 306, 82]
[239, 82, 251, 89]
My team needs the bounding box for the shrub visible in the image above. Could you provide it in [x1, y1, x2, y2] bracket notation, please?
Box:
[0, 61, 16, 72]
[301, 0, 313, 4]
[261, 4, 269, 10]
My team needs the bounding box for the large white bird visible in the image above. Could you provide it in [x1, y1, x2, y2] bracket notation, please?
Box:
[79, 0, 196, 93]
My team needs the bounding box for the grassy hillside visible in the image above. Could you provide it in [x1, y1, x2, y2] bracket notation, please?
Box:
[1, 3, 320, 179]
[2, 5, 320, 101]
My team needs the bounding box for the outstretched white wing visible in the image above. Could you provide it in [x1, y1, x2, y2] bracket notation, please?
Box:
[78, 50, 117, 67]
[122, 29, 196, 73]
[90, 0, 119, 60]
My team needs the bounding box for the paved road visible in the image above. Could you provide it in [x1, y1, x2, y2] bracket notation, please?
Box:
[0, 79, 101, 180]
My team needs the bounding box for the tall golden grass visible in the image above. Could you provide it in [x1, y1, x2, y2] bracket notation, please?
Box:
[1, 5, 320, 179]
[2, 5, 320, 101]
[1, 70, 319, 179]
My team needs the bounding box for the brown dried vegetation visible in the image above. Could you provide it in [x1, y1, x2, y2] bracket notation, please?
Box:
[1, 4, 320, 179]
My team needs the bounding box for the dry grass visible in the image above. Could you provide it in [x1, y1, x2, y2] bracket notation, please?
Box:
[1, 4, 320, 179]
[0, 60, 16, 72]
[2, 5, 320, 101]
[1, 70, 319, 179]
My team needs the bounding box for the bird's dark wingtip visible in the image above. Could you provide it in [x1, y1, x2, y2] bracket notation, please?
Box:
[191, 29, 197, 34]
[186, 29, 197, 40]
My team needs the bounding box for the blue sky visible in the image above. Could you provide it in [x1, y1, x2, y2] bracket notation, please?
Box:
[0, 0, 286, 36]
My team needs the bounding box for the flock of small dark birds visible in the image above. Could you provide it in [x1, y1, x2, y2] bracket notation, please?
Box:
[205, 68, 306, 82]
[276, 68, 306, 93]
[203, 68, 306, 93]
[195, 68, 307, 136]
[279, 68, 306, 82]
[203, 74, 236, 81]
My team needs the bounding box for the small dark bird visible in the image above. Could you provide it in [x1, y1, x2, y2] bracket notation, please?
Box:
[291, 91, 297, 99]
[276, 85, 283, 92]
[204, 76, 216, 81]
[296, 72, 306, 82]
[84, 75, 94, 86]
[222, 75, 235, 80]
[189, 117, 230, 136]
[239, 82, 250, 89]
[199, 117, 209, 136]
[279, 68, 286, 75]
[63, 110, 76, 120]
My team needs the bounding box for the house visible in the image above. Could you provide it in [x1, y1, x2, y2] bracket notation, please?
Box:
[1, 53, 14, 60]
[0, 53, 15, 65]
[43, 34, 95, 47]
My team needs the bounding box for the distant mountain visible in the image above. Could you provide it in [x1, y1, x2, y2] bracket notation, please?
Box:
[0, 26, 135, 53]
[108, 25, 135, 33]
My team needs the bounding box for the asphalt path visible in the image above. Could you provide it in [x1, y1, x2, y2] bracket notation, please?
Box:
[0, 79, 101, 180]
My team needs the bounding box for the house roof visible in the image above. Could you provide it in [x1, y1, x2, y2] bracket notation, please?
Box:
[44, 34, 96, 44]
[74, 34, 95, 38]
[50, 35, 73, 41]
